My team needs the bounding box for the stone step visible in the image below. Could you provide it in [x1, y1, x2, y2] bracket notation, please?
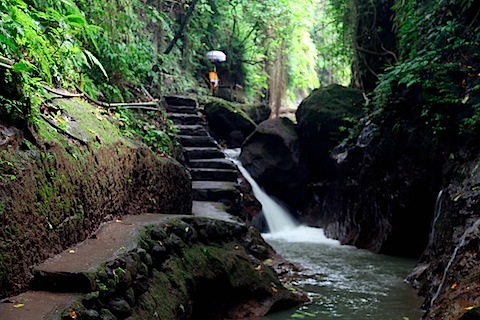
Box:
[0, 209, 242, 320]
[174, 125, 209, 136]
[165, 105, 198, 114]
[164, 95, 197, 107]
[0, 291, 78, 320]
[190, 168, 238, 182]
[167, 113, 204, 125]
[188, 158, 237, 170]
[184, 147, 225, 160]
[192, 201, 239, 223]
[179, 135, 217, 148]
[192, 181, 240, 202]
[31, 214, 172, 293]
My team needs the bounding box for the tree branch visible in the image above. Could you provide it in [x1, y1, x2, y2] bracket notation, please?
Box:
[164, 0, 200, 54]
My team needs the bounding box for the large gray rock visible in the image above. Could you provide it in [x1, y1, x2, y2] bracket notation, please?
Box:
[295, 84, 365, 180]
[202, 99, 256, 148]
[238, 103, 271, 124]
[239, 117, 308, 209]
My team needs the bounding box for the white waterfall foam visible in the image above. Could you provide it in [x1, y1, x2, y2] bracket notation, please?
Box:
[428, 190, 444, 247]
[224, 149, 340, 244]
[233, 160, 298, 233]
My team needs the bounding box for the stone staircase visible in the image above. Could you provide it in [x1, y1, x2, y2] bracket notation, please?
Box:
[164, 95, 240, 204]
[0, 96, 244, 320]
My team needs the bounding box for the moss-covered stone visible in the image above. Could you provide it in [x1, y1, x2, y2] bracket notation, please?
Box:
[237, 102, 271, 125]
[201, 98, 257, 148]
[64, 217, 306, 320]
[0, 98, 191, 298]
[295, 84, 365, 180]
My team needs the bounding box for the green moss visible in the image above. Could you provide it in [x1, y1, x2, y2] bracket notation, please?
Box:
[135, 239, 281, 319]
[36, 120, 65, 144]
[207, 100, 256, 127]
[56, 98, 132, 148]
[138, 269, 186, 320]
[278, 117, 298, 137]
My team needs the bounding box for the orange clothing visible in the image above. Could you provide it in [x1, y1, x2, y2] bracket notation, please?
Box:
[209, 71, 219, 86]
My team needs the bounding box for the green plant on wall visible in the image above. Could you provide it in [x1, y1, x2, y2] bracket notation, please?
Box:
[370, 0, 480, 141]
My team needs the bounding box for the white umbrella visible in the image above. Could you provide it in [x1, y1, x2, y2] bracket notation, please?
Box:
[206, 50, 227, 62]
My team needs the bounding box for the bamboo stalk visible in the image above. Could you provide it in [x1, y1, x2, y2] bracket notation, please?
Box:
[77, 85, 160, 108]
[0, 62, 12, 69]
[0, 56, 14, 66]
[40, 114, 88, 145]
[41, 85, 84, 98]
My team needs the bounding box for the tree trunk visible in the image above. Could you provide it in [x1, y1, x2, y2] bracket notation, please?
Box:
[164, 0, 200, 55]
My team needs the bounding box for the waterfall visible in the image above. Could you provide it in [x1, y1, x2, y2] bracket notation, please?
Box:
[233, 159, 298, 233]
[224, 148, 339, 245]
[223, 148, 297, 233]
[430, 218, 480, 307]
[428, 190, 444, 247]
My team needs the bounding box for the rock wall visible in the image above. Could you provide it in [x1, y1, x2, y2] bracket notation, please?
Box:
[0, 99, 192, 299]
[303, 119, 445, 258]
[407, 149, 480, 319]
[240, 117, 308, 211]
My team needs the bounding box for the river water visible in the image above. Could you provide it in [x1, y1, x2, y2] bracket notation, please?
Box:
[261, 227, 424, 319]
[227, 149, 425, 319]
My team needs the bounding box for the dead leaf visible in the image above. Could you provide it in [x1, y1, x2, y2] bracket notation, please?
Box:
[465, 306, 476, 311]
[69, 307, 78, 319]
[13, 303, 24, 308]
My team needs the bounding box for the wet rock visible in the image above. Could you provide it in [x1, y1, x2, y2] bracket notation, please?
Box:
[99, 308, 118, 320]
[148, 225, 167, 241]
[201, 99, 256, 148]
[78, 309, 100, 320]
[240, 117, 309, 209]
[109, 298, 132, 318]
[123, 287, 136, 306]
[82, 291, 100, 309]
[150, 243, 168, 265]
[295, 84, 365, 180]
[239, 102, 271, 124]
[164, 233, 185, 250]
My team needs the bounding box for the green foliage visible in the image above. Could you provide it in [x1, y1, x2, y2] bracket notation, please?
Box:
[316, 0, 354, 86]
[1, 0, 355, 122]
[0, 0, 106, 122]
[372, 0, 480, 139]
[0, 148, 17, 184]
[113, 108, 180, 157]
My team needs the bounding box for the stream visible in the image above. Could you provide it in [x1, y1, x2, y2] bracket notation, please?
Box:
[227, 149, 425, 319]
[261, 227, 424, 319]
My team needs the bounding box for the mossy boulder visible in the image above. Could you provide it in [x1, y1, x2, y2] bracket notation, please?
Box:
[238, 102, 271, 124]
[216, 86, 248, 103]
[59, 217, 306, 320]
[239, 117, 308, 210]
[295, 84, 365, 180]
[202, 99, 256, 148]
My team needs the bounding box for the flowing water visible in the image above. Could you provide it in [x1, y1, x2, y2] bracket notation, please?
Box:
[227, 150, 424, 319]
[261, 229, 424, 320]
